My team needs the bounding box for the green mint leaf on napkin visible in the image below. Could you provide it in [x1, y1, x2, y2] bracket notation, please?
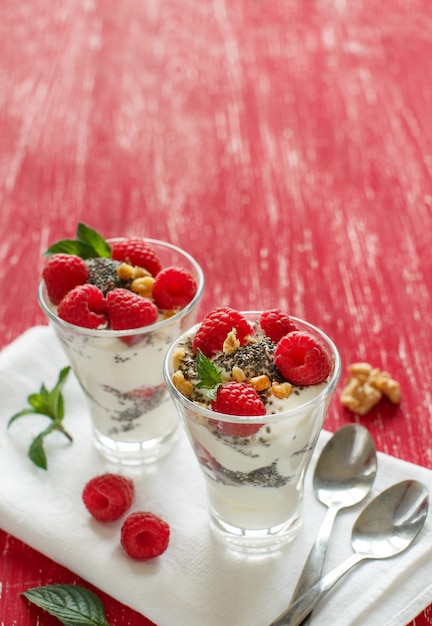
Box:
[7, 366, 73, 470]
[44, 222, 112, 259]
[23, 584, 110, 626]
[195, 349, 223, 401]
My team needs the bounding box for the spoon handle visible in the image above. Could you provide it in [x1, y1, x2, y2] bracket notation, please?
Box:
[289, 504, 339, 624]
[269, 553, 364, 626]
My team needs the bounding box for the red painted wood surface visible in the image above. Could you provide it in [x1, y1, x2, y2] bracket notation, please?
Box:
[1, 0, 432, 623]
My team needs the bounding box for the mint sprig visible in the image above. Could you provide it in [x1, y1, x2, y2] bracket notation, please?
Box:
[44, 222, 112, 259]
[195, 349, 223, 401]
[8, 367, 73, 470]
[23, 584, 110, 626]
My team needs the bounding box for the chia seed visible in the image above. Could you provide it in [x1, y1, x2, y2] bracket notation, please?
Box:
[213, 336, 284, 382]
[211, 460, 292, 488]
[86, 258, 125, 294]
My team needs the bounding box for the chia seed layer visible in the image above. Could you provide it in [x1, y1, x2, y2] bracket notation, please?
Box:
[205, 457, 292, 488]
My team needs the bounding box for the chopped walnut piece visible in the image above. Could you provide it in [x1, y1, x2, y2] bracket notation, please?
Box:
[347, 362, 373, 381]
[117, 262, 151, 281]
[341, 362, 401, 415]
[172, 371, 193, 397]
[370, 371, 402, 404]
[232, 366, 246, 382]
[271, 381, 293, 400]
[340, 379, 382, 415]
[116, 262, 135, 281]
[131, 276, 155, 299]
[250, 375, 271, 392]
[223, 330, 240, 355]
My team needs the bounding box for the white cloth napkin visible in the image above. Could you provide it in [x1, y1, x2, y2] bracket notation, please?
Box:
[1, 326, 432, 626]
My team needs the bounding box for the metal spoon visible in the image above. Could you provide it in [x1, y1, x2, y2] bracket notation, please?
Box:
[270, 479, 429, 626]
[290, 424, 377, 625]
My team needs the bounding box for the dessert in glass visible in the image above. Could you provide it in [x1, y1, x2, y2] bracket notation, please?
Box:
[38, 224, 204, 465]
[164, 307, 341, 551]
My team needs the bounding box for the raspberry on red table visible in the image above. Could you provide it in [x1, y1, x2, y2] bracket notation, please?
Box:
[193, 307, 254, 357]
[82, 473, 135, 522]
[209, 381, 265, 437]
[275, 331, 332, 386]
[58, 284, 107, 329]
[106, 288, 158, 330]
[260, 308, 298, 343]
[121, 511, 170, 559]
[152, 266, 198, 310]
[43, 254, 89, 305]
[111, 238, 162, 277]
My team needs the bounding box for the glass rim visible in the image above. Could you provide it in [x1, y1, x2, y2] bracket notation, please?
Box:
[38, 237, 205, 338]
[163, 312, 342, 423]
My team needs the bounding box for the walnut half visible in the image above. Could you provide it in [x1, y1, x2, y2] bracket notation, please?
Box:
[340, 362, 401, 415]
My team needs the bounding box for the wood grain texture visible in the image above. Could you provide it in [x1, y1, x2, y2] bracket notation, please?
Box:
[1, 0, 432, 623]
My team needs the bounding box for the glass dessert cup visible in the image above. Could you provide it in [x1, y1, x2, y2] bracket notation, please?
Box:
[38, 239, 204, 466]
[163, 313, 341, 552]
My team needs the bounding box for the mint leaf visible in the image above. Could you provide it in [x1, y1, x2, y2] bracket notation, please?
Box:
[195, 349, 223, 401]
[7, 407, 38, 427]
[44, 223, 112, 259]
[28, 431, 49, 470]
[28, 385, 51, 415]
[23, 584, 110, 626]
[43, 239, 99, 258]
[47, 364, 70, 419]
[76, 222, 112, 258]
[8, 366, 73, 469]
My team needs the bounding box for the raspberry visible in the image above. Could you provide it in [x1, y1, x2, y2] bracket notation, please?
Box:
[152, 266, 198, 310]
[121, 511, 170, 560]
[193, 307, 254, 357]
[106, 288, 158, 330]
[43, 254, 89, 305]
[260, 309, 297, 343]
[274, 331, 332, 385]
[111, 238, 162, 277]
[82, 473, 135, 522]
[209, 381, 265, 437]
[57, 284, 107, 329]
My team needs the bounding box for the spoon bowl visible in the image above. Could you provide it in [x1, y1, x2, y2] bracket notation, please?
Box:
[270, 479, 429, 626]
[289, 424, 377, 623]
[352, 480, 428, 558]
[313, 424, 377, 509]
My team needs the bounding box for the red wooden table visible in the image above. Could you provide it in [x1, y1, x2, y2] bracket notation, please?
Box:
[2, 0, 432, 623]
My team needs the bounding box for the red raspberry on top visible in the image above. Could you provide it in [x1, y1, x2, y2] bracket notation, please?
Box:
[210, 381, 265, 437]
[260, 309, 298, 343]
[43, 254, 89, 305]
[193, 307, 254, 358]
[152, 266, 198, 310]
[57, 284, 107, 329]
[106, 288, 158, 330]
[275, 331, 332, 386]
[82, 473, 135, 522]
[111, 238, 162, 277]
[121, 511, 170, 560]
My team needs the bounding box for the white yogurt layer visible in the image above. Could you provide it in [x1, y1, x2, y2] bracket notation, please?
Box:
[52, 319, 182, 444]
[183, 395, 327, 530]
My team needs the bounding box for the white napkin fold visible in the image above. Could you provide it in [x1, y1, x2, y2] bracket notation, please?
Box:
[1, 326, 432, 626]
